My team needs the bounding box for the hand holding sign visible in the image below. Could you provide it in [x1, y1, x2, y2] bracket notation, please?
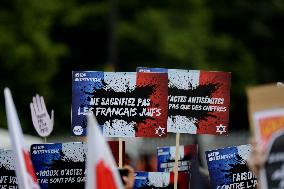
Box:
[30, 94, 54, 137]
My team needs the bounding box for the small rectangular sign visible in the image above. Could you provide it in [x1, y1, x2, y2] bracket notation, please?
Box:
[31, 142, 86, 189]
[205, 145, 258, 189]
[157, 145, 197, 172]
[247, 83, 284, 132]
[253, 108, 284, 150]
[31, 141, 124, 189]
[134, 172, 189, 189]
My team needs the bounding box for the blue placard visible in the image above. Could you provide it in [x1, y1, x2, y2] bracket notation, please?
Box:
[157, 145, 197, 172]
[205, 145, 258, 189]
[72, 71, 104, 136]
[31, 142, 86, 189]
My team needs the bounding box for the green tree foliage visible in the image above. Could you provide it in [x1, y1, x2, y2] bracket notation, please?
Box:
[117, 0, 259, 130]
[0, 0, 109, 134]
[0, 0, 67, 133]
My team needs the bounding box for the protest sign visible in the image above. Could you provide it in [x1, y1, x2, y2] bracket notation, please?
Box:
[157, 145, 197, 172]
[31, 141, 125, 189]
[31, 142, 86, 189]
[134, 172, 189, 189]
[72, 71, 168, 137]
[247, 83, 284, 133]
[261, 129, 284, 189]
[253, 108, 284, 150]
[30, 94, 54, 138]
[167, 69, 231, 135]
[206, 145, 258, 189]
[137, 68, 231, 135]
[0, 150, 17, 189]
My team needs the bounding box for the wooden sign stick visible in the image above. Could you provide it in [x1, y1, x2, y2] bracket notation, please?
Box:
[119, 138, 123, 168]
[174, 133, 180, 189]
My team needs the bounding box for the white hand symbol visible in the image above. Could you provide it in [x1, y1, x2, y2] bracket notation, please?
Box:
[30, 94, 54, 137]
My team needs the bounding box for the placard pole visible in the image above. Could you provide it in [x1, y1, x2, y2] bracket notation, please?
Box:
[174, 133, 180, 189]
[119, 138, 123, 168]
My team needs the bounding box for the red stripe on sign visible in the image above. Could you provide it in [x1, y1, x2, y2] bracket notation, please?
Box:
[198, 71, 231, 135]
[136, 72, 168, 137]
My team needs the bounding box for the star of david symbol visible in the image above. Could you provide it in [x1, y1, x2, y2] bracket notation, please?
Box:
[155, 126, 165, 137]
[216, 124, 226, 135]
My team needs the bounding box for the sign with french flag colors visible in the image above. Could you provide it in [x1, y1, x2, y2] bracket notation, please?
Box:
[72, 71, 168, 138]
[137, 68, 231, 135]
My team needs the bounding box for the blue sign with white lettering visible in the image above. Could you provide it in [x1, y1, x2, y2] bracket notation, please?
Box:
[31, 142, 86, 189]
[205, 145, 258, 189]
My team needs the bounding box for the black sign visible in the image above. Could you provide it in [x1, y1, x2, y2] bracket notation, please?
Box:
[263, 129, 284, 189]
[0, 150, 18, 189]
